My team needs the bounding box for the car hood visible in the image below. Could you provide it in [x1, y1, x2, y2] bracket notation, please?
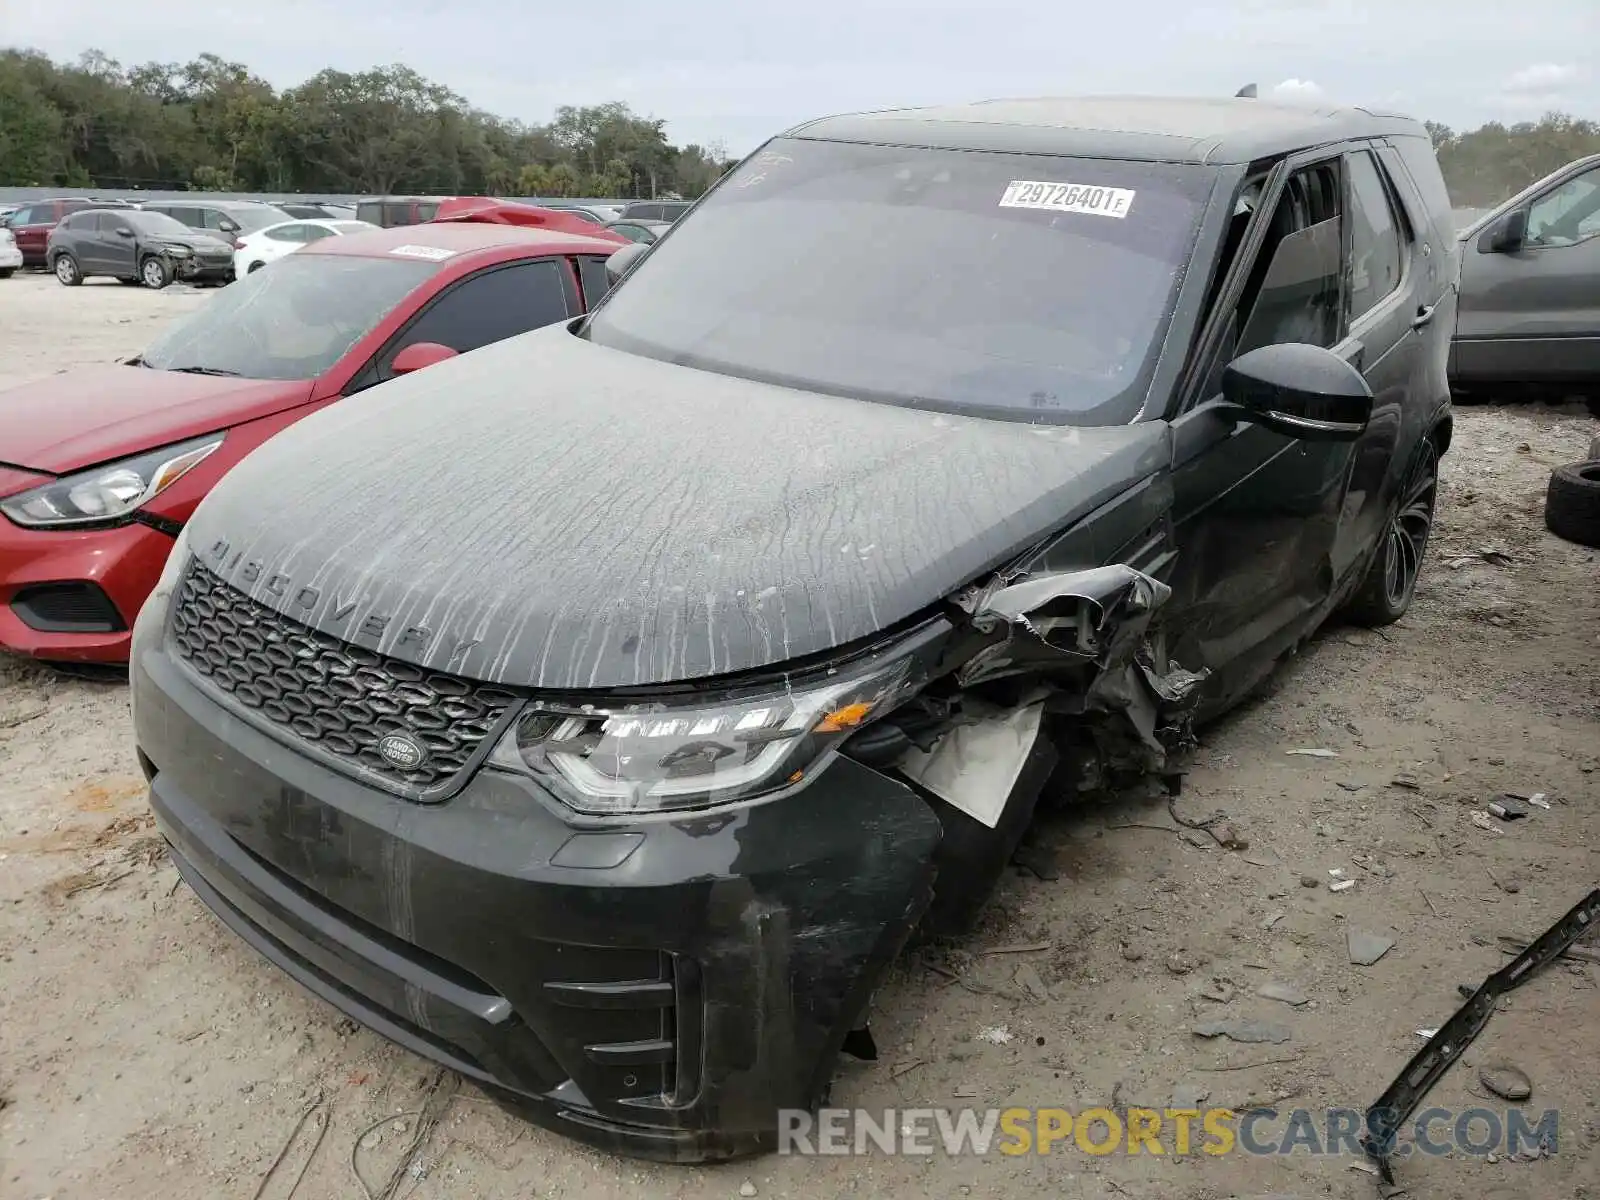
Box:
[0, 366, 315, 474]
[186, 328, 1170, 689]
[151, 234, 231, 250]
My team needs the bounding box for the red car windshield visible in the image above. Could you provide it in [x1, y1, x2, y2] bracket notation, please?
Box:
[140, 254, 437, 380]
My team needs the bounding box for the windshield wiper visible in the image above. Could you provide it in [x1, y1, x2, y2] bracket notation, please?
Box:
[164, 365, 243, 377]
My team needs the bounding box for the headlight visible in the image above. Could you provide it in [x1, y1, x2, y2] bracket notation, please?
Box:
[489, 653, 919, 817]
[163, 245, 192, 257]
[0, 435, 222, 529]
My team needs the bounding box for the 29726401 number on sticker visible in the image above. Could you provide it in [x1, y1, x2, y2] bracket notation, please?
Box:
[999, 181, 1136, 219]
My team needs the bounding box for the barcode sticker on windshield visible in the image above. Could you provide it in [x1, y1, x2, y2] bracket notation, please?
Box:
[1000, 181, 1136, 219]
[389, 244, 455, 260]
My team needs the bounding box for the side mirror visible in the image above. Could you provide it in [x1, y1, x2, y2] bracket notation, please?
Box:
[605, 241, 650, 285]
[114, 227, 134, 238]
[1478, 208, 1528, 254]
[1221, 342, 1372, 442]
[219, 220, 240, 233]
[391, 341, 459, 375]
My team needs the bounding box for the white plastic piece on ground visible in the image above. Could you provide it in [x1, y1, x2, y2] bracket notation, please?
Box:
[897, 703, 1045, 830]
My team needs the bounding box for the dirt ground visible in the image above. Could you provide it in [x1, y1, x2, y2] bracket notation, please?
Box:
[0, 269, 1596, 1200]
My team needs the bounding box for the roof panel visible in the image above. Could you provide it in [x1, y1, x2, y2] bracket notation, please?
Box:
[787, 95, 1426, 164]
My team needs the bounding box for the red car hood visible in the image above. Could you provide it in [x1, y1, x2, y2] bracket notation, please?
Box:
[0, 366, 315, 475]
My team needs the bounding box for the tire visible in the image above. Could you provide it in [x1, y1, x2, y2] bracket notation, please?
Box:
[246, 261, 265, 274]
[140, 256, 173, 290]
[0, 268, 13, 279]
[1544, 461, 1600, 548]
[1345, 437, 1439, 626]
[53, 254, 82, 286]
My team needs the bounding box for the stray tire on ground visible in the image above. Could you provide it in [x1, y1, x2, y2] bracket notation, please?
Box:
[1544, 461, 1600, 548]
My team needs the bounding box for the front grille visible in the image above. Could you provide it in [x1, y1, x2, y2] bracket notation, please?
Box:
[169, 561, 516, 798]
[12, 581, 127, 633]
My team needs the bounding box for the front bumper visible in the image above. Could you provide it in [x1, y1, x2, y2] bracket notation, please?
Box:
[132, 619, 941, 1160]
[0, 518, 175, 661]
[172, 255, 233, 281]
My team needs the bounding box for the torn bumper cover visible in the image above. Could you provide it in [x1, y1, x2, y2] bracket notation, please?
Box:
[133, 563, 1199, 1160]
[954, 565, 1206, 771]
[136, 640, 941, 1160]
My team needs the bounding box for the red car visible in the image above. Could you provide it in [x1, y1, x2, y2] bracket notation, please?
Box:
[5, 197, 135, 269]
[0, 214, 625, 664]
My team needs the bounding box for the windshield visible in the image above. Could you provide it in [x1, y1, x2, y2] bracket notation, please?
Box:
[141, 254, 437, 380]
[232, 206, 292, 232]
[126, 211, 192, 237]
[586, 139, 1213, 425]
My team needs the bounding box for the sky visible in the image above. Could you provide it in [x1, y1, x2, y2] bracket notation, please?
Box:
[7, 0, 1598, 153]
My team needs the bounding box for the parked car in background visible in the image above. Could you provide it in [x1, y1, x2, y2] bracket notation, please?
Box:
[277, 202, 359, 221]
[616, 199, 693, 222]
[139, 199, 293, 244]
[541, 205, 605, 225]
[232, 218, 379, 275]
[128, 96, 1456, 1160]
[47, 208, 235, 288]
[0, 225, 20, 277]
[355, 196, 449, 227]
[0, 212, 624, 663]
[4, 197, 135, 268]
[1452, 153, 1600, 414]
[602, 217, 671, 244]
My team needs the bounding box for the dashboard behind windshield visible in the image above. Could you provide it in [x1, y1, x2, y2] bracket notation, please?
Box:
[585, 139, 1215, 425]
[141, 254, 437, 380]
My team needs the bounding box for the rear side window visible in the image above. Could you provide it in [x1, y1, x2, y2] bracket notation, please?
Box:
[1391, 136, 1455, 234]
[170, 208, 205, 229]
[379, 260, 574, 376]
[416, 201, 440, 221]
[356, 201, 384, 225]
[61, 200, 92, 215]
[577, 255, 612, 306]
[1346, 151, 1405, 320]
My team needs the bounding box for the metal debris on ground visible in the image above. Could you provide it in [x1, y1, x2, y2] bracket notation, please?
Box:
[1389, 773, 1422, 790]
[1487, 796, 1531, 820]
[1362, 888, 1600, 1184]
[1287, 748, 1339, 758]
[1526, 792, 1551, 809]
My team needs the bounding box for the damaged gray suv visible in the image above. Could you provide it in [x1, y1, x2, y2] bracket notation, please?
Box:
[130, 96, 1456, 1160]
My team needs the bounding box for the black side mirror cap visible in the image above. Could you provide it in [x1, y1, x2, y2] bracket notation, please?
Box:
[605, 241, 650, 285]
[1478, 207, 1528, 254]
[1221, 342, 1373, 442]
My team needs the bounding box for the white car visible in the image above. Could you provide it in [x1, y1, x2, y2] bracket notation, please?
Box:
[0, 226, 22, 277]
[231, 218, 378, 277]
